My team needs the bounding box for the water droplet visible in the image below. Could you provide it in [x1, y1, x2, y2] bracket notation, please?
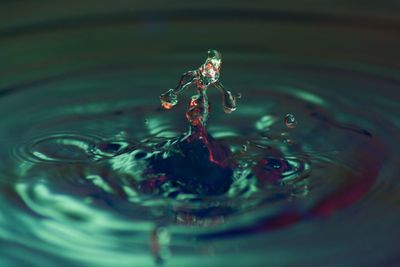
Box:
[150, 226, 171, 265]
[284, 114, 297, 128]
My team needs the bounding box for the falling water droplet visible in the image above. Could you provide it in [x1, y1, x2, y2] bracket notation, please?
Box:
[284, 114, 297, 128]
[150, 226, 171, 265]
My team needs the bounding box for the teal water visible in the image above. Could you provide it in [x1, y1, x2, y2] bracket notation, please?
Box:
[0, 3, 399, 267]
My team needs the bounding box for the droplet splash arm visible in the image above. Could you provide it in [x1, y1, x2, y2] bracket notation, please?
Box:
[173, 70, 198, 94]
[160, 71, 198, 109]
[213, 81, 237, 114]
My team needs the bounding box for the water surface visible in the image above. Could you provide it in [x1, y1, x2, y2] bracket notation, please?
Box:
[0, 3, 399, 267]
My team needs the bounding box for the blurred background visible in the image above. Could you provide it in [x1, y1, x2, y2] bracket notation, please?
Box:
[1, 0, 399, 89]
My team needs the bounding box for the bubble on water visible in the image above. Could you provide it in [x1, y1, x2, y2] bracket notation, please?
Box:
[284, 113, 297, 128]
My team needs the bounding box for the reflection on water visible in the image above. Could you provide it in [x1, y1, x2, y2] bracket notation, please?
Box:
[0, 3, 399, 267]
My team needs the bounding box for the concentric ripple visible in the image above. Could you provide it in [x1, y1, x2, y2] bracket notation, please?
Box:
[16, 133, 102, 163]
[1, 62, 394, 267]
[0, 62, 394, 267]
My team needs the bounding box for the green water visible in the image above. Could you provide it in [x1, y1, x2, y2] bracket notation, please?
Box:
[0, 2, 400, 267]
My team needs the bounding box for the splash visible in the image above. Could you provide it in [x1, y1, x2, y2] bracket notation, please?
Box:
[160, 49, 238, 127]
[154, 50, 239, 195]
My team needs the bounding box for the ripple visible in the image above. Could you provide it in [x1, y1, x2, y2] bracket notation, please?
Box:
[16, 133, 103, 163]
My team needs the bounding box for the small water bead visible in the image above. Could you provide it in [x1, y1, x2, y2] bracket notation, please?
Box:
[242, 144, 248, 152]
[284, 113, 297, 128]
[241, 140, 251, 152]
